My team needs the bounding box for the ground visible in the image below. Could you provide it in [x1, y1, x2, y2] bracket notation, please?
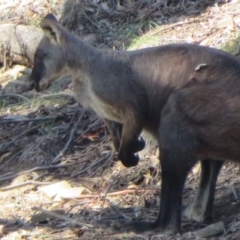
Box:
[1, 0, 240, 239]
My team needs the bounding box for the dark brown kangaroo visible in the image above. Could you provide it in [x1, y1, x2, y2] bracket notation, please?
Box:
[30, 13, 240, 234]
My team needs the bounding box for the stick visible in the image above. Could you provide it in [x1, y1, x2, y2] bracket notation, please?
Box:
[32, 206, 93, 228]
[70, 153, 109, 178]
[1, 181, 51, 191]
[89, 151, 113, 177]
[0, 163, 77, 182]
[0, 92, 75, 101]
[0, 147, 22, 170]
[51, 109, 86, 164]
[99, 167, 123, 220]
[0, 125, 40, 155]
[58, 189, 158, 199]
[11, 216, 34, 230]
[0, 115, 62, 123]
[148, 17, 205, 37]
[37, 92, 76, 100]
[0, 94, 29, 101]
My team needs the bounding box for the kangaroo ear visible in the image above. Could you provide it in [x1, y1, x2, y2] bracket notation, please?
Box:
[40, 14, 64, 43]
[44, 13, 58, 22]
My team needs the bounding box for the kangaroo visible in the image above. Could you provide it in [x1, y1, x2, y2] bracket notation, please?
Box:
[30, 13, 240, 234]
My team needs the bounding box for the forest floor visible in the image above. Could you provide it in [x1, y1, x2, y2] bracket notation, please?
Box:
[1, 0, 240, 239]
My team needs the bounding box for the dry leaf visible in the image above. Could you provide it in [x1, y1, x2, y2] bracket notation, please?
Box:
[217, 17, 234, 30]
[56, 187, 89, 199]
[127, 184, 138, 190]
[39, 180, 72, 198]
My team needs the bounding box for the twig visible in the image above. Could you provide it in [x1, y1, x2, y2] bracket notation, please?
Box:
[0, 115, 62, 123]
[4, 92, 75, 101]
[14, 24, 29, 66]
[85, 117, 102, 129]
[37, 91, 76, 100]
[32, 206, 93, 228]
[109, 202, 129, 219]
[74, 116, 103, 144]
[0, 147, 22, 170]
[89, 151, 113, 177]
[71, 152, 111, 178]
[52, 109, 86, 164]
[83, 13, 104, 35]
[0, 93, 29, 101]
[0, 163, 77, 182]
[1, 172, 14, 178]
[99, 168, 123, 220]
[0, 218, 12, 224]
[0, 125, 40, 155]
[59, 189, 158, 199]
[194, 29, 223, 44]
[148, 18, 203, 37]
[11, 216, 34, 230]
[1, 180, 51, 191]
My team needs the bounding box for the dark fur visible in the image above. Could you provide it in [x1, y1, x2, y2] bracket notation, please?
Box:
[30, 13, 240, 234]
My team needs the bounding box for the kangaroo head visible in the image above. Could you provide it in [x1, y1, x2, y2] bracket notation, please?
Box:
[30, 14, 69, 92]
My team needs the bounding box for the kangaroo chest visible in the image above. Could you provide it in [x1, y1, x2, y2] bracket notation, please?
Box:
[73, 76, 122, 122]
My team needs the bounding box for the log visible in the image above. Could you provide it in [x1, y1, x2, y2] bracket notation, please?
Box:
[0, 24, 43, 66]
[0, 24, 97, 67]
[193, 221, 225, 238]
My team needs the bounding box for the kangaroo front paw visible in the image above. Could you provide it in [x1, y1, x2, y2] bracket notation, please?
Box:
[133, 136, 146, 153]
[119, 153, 140, 167]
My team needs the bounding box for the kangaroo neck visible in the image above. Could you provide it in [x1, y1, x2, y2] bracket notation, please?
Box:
[65, 34, 100, 73]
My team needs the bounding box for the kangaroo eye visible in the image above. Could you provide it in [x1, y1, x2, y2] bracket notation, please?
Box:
[35, 49, 48, 60]
[39, 52, 48, 59]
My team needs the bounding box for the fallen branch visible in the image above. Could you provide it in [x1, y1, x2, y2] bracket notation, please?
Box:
[0, 163, 77, 182]
[0, 93, 29, 101]
[37, 91, 76, 100]
[193, 221, 225, 238]
[0, 115, 62, 123]
[99, 167, 123, 220]
[59, 188, 159, 199]
[1, 181, 51, 191]
[32, 206, 93, 228]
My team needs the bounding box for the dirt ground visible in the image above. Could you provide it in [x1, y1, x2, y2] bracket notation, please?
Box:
[1, 0, 240, 239]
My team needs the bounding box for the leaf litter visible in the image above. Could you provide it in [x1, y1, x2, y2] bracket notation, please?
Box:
[1, 0, 240, 239]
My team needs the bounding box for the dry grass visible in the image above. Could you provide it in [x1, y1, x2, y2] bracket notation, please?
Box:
[0, 0, 62, 25]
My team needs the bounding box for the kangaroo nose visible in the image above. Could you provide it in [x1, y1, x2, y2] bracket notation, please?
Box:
[28, 76, 38, 91]
[29, 81, 35, 90]
[34, 82, 41, 92]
